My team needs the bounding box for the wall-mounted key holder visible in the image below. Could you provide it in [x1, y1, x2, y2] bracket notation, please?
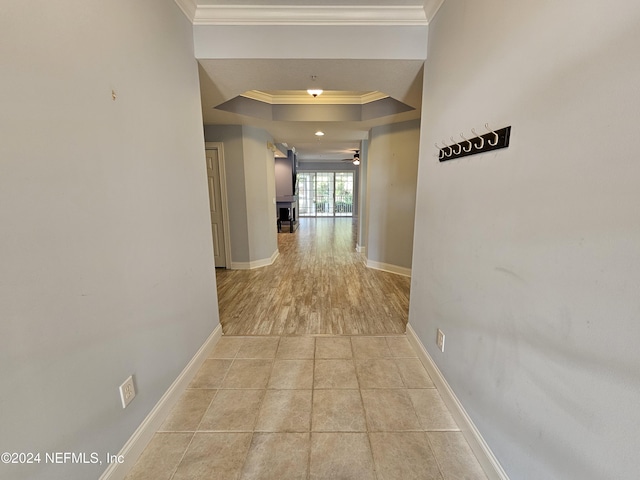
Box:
[437, 124, 511, 162]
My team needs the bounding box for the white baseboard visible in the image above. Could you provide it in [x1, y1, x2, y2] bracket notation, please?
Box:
[99, 324, 223, 480]
[230, 249, 279, 270]
[365, 258, 411, 277]
[356, 244, 366, 254]
[406, 324, 509, 480]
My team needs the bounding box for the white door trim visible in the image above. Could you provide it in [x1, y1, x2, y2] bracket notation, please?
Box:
[205, 142, 232, 269]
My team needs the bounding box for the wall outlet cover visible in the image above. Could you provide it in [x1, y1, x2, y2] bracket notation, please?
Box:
[119, 375, 136, 409]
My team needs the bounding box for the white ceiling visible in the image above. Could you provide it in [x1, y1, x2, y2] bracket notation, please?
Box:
[193, 1, 435, 161]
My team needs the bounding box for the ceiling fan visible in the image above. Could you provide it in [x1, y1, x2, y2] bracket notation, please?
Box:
[340, 150, 360, 165]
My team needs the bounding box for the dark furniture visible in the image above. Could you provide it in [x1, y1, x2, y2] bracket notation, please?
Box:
[275, 149, 299, 232]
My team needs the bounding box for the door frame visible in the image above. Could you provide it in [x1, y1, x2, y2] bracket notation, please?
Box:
[205, 142, 232, 269]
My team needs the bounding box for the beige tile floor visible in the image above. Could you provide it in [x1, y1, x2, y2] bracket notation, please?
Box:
[125, 335, 488, 480]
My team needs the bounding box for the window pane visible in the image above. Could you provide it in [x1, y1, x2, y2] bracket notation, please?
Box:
[297, 171, 353, 218]
[298, 172, 315, 216]
[335, 172, 353, 217]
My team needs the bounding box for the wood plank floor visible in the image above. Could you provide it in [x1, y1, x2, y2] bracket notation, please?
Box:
[216, 218, 411, 335]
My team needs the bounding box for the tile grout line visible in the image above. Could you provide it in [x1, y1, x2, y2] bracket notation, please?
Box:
[307, 336, 316, 480]
[424, 431, 447, 480]
[236, 336, 281, 478]
[352, 337, 382, 480]
[166, 340, 244, 480]
[166, 431, 196, 480]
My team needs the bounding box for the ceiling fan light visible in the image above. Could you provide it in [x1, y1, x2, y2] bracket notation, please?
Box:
[352, 159, 360, 165]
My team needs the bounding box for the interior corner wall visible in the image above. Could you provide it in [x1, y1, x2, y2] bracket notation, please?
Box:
[203, 125, 277, 265]
[203, 125, 251, 263]
[242, 126, 278, 262]
[0, 2, 219, 479]
[366, 119, 420, 271]
[411, 1, 640, 479]
[358, 140, 369, 250]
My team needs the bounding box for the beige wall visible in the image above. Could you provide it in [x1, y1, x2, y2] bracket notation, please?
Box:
[411, 1, 640, 478]
[366, 119, 420, 273]
[204, 125, 278, 266]
[0, 1, 218, 479]
[242, 126, 278, 263]
[204, 125, 251, 263]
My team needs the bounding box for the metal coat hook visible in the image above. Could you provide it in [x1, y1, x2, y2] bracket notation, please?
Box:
[450, 137, 462, 155]
[441, 140, 452, 157]
[471, 128, 484, 149]
[486, 123, 499, 146]
[460, 133, 473, 153]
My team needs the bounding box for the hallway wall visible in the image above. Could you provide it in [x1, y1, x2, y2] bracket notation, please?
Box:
[203, 125, 251, 263]
[357, 140, 369, 251]
[242, 126, 279, 263]
[0, 1, 219, 479]
[204, 125, 278, 267]
[411, 1, 640, 478]
[366, 119, 420, 274]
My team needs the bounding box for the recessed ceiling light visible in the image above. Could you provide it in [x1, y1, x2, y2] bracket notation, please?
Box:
[315, 131, 325, 136]
[307, 89, 323, 98]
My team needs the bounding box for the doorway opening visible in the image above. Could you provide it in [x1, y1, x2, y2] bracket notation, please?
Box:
[298, 171, 354, 217]
[205, 143, 231, 268]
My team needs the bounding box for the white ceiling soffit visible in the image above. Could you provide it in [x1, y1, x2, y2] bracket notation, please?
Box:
[174, 1, 444, 25]
[198, 59, 425, 115]
[198, 59, 423, 161]
[215, 94, 414, 121]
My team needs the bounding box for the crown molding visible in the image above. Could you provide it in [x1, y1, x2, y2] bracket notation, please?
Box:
[360, 91, 389, 104]
[176, 2, 444, 26]
[192, 5, 428, 26]
[174, 0, 197, 21]
[242, 90, 275, 104]
[423, 0, 445, 23]
[242, 90, 389, 105]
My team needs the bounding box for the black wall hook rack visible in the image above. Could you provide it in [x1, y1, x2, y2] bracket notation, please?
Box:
[438, 126, 511, 162]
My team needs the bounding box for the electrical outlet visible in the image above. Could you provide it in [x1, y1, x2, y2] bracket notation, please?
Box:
[436, 329, 445, 352]
[119, 375, 136, 409]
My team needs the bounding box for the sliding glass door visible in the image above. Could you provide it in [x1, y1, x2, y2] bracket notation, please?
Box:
[298, 171, 354, 217]
[334, 172, 354, 217]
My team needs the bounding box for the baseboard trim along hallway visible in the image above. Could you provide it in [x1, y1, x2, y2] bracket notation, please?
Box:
[230, 249, 280, 270]
[99, 324, 223, 480]
[406, 324, 510, 480]
[366, 258, 412, 277]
